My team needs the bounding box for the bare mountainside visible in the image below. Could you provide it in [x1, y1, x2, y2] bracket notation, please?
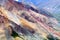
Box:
[0, 0, 60, 40]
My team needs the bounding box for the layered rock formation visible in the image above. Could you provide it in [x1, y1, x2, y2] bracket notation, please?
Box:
[0, 0, 60, 40]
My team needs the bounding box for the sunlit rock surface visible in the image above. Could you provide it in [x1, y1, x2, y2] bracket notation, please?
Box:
[0, 0, 60, 40]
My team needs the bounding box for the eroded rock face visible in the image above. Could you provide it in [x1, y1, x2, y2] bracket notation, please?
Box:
[0, 0, 60, 40]
[0, 12, 13, 40]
